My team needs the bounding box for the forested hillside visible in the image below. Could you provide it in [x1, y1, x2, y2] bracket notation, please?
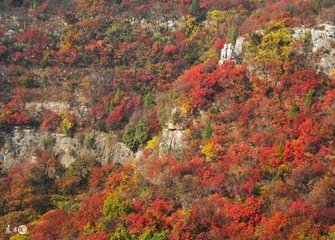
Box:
[0, 0, 335, 239]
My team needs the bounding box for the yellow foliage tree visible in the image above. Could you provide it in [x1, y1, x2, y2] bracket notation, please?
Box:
[60, 117, 74, 135]
[207, 10, 230, 23]
[179, 16, 200, 40]
[145, 136, 159, 150]
[245, 21, 293, 65]
[180, 102, 191, 117]
[76, 0, 106, 16]
[201, 142, 216, 162]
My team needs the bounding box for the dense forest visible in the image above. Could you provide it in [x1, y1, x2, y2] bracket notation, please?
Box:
[0, 0, 335, 239]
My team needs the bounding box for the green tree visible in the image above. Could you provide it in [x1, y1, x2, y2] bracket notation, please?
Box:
[123, 121, 150, 152]
[305, 89, 314, 108]
[134, 121, 150, 148]
[102, 189, 132, 224]
[227, 23, 239, 44]
[190, 0, 200, 17]
[107, 100, 115, 113]
[110, 225, 134, 240]
[288, 104, 300, 118]
[202, 123, 213, 140]
[311, 0, 323, 14]
[144, 91, 155, 108]
[139, 230, 167, 240]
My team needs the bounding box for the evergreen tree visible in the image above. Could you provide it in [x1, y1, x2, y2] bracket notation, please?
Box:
[190, 0, 200, 17]
[227, 23, 239, 44]
[144, 91, 155, 108]
[311, 0, 323, 14]
[202, 123, 213, 140]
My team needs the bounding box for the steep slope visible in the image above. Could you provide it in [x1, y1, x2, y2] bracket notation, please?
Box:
[0, 0, 335, 239]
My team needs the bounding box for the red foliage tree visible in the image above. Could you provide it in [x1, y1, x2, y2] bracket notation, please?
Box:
[16, 28, 48, 63]
[74, 192, 106, 231]
[30, 209, 75, 240]
[163, 44, 178, 55]
[40, 110, 60, 130]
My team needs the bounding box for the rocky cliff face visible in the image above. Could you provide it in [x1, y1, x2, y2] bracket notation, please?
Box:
[3, 20, 333, 171]
[126, 17, 179, 30]
[159, 107, 187, 156]
[219, 23, 335, 76]
[0, 127, 134, 170]
[0, 98, 135, 169]
[0, 103, 189, 170]
[293, 23, 335, 52]
[219, 37, 245, 64]
[292, 23, 335, 76]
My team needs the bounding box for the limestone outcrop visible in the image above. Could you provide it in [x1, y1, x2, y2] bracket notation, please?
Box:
[293, 23, 335, 52]
[293, 23, 335, 75]
[218, 23, 335, 76]
[25, 101, 89, 120]
[159, 107, 186, 156]
[0, 127, 134, 170]
[218, 37, 245, 64]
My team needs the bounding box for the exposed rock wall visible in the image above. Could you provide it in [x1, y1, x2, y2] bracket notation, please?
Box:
[218, 23, 335, 75]
[293, 23, 335, 75]
[159, 107, 186, 156]
[126, 18, 178, 30]
[159, 128, 185, 155]
[0, 127, 40, 169]
[25, 102, 71, 113]
[219, 37, 245, 64]
[0, 127, 134, 170]
[0, 104, 188, 170]
[25, 101, 89, 120]
[293, 23, 335, 52]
